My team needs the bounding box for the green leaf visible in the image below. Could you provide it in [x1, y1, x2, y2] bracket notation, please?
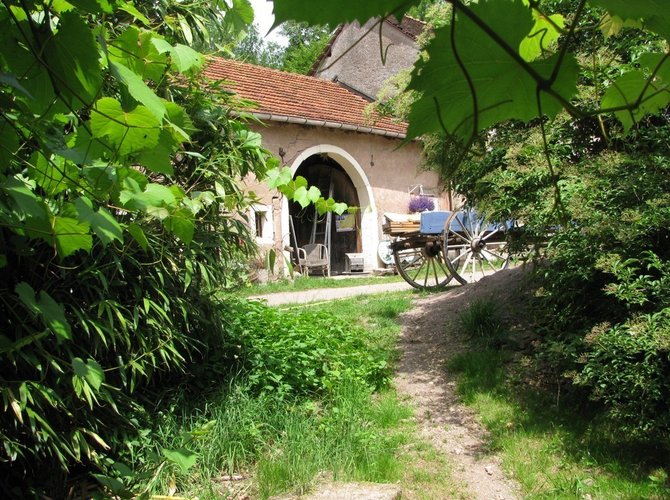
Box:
[17, 283, 73, 341]
[599, 14, 643, 39]
[67, 0, 113, 14]
[135, 130, 175, 175]
[226, 0, 255, 34]
[91, 97, 161, 156]
[590, 0, 670, 40]
[406, 0, 578, 141]
[272, 0, 417, 27]
[162, 447, 197, 473]
[601, 70, 670, 131]
[266, 166, 293, 189]
[0, 122, 20, 173]
[72, 357, 105, 390]
[39, 290, 72, 341]
[52, 216, 92, 257]
[120, 180, 176, 211]
[307, 186, 321, 203]
[293, 186, 310, 208]
[109, 61, 166, 120]
[117, 2, 150, 25]
[169, 44, 204, 73]
[28, 153, 79, 196]
[127, 223, 149, 250]
[74, 197, 123, 246]
[15, 282, 39, 315]
[519, 11, 564, 61]
[43, 11, 103, 109]
[108, 27, 168, 82]
[164, 209, 195, 244]
[1, 175, 48, 220]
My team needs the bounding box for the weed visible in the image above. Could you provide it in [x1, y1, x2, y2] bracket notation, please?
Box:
[458, 297, 508, 347]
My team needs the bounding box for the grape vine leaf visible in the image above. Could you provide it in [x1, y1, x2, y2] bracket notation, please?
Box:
[91, 98, 161, 156]
[72, 357, 105, 391]
[74, 197, 123, 246]
[15, 282, 72, 341]
[43, 12, 103, 109]
[406, 0, 578, 141]
[272, 0, 419, 27]
[109, 61, 166, 120]
[601, 70, 670, 131]
[519, 11, 564, 61]
[52, 216, 92, 257]
[589, 0, 670, 40]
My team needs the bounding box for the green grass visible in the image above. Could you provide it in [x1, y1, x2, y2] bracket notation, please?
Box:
[131, 291, 433, 499]
[447, 347, 670, 499]
[237, 273, 404, 296]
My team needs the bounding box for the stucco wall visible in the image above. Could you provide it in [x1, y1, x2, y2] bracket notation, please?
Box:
[314, 19, 419, 99]
[245, 122, 450, 270]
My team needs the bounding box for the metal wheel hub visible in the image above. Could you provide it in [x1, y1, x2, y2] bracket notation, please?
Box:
[470, 237, 486, 254]
[423, 241, 442, 258]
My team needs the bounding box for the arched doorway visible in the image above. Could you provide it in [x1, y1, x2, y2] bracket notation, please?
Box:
[289, 154, 360, 274]
[281, 144, 378, 274]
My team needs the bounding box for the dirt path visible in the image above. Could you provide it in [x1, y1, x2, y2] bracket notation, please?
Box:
[261, 269, 527, 499]
[395, 269, 526, 499]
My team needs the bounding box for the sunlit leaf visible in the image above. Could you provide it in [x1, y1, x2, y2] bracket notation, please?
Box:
[109, 61, 166, 120]
[162, 447, 197, 473]
[520, 12, 564, 61]
[53, 216, 92, 257]
[43, 11, 103, 109]
[602, 70, 670, 130]
[590, 0, 670, 40]
[91, 97, 161, 156]
[72, 357, 105, 390]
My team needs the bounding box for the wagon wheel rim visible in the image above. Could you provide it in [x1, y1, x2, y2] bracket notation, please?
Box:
[393, 237, 452, 290]
[443, 208, 510, 285]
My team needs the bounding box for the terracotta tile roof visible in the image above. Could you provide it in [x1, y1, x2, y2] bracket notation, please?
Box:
[204, 57, 407, 138]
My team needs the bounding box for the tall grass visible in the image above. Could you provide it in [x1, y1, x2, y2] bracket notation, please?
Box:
[127, 292, 417, 498]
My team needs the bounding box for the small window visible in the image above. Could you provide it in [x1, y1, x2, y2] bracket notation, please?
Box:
[254, 211, 266, 238]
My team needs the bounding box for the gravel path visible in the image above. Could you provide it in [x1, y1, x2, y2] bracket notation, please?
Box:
[249, 281, 413, 306]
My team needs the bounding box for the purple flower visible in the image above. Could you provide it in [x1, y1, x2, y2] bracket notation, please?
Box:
[408, 196, 435, 213]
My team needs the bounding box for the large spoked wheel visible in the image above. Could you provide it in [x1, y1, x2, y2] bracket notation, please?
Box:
[392, 236, 453, 290]
[443, 208, 510, 285]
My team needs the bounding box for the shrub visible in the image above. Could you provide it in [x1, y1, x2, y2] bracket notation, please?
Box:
[577, 309, 670, 436]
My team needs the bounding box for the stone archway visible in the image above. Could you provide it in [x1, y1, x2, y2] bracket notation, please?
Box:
[281, 144, 379, 272]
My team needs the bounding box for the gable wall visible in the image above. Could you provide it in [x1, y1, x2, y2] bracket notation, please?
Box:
[314, 20, 419, 99]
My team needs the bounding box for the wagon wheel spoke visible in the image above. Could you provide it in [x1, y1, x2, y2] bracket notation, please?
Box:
[446, 229, 470, 245]
[482, 226, 501, 241]
[393, 240, 451, 290]
[455, 214, 474, 239]
[480, 251, 501, 274]
[445, 208, 513, 285]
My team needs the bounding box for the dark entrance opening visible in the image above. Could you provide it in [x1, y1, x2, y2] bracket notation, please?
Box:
[289, 154, 361, 275]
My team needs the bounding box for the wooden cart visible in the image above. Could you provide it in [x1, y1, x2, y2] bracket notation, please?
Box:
[383, 209, 512, 290]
